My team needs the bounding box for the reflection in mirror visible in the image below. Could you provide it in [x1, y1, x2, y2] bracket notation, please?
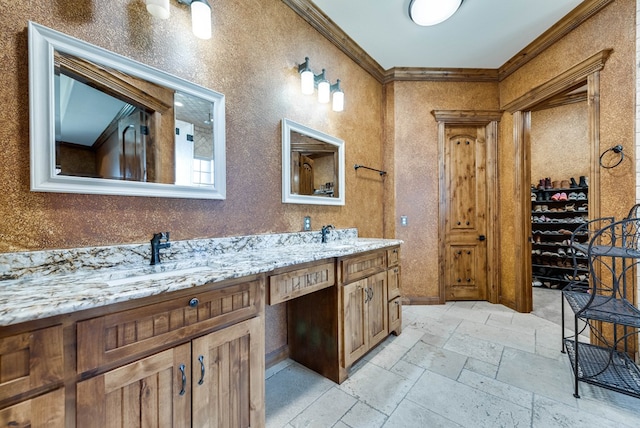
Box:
[30, 22, 225, 199]
[282, 119, 345, 206]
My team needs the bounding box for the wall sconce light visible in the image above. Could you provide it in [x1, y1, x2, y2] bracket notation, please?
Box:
[316, 69, 330, 104]
[297, 58, 345, 112]
[298, 57, 314, 95]
[331, 80, 344, 112]
[145, 0, 212, 40]
[409, 0, 463, 27]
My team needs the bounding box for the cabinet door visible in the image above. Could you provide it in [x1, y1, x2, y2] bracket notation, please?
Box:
[0, 387, 64, 427]
[77, 343, 191, 428]
[191, 317, 264, 428]
[342, 278, 368, 366]
[366, 271, 388, 348]
[387, 266, 401, 300]
[388, 296, 402, 335]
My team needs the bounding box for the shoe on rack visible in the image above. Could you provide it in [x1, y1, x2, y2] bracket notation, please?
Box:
[545, 177, 552, 189]
[568, 192, 578, 200]
[579, 176, 588, 187]
[561, 179, 570, 189]
[558, 192, 568, 201]
[552, 180, 561, 189]
[538, 179, 546, 190]
[565, 203, 575, 211]
[551, 193, 561, 201]
[570, 177, 579, 188]
[578, 203, 588, 211]
[576, 192, 587, 200]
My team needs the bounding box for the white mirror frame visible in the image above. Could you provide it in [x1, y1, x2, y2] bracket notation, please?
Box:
[282, 118, 345, 206]
[28, 21, 226, 199]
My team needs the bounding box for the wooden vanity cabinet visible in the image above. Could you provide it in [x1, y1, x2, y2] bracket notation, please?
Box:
[76, 275, 265, 428]
[286, 246, 401, 384]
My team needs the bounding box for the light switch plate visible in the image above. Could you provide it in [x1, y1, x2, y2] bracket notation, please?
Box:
[400, 215, 408, 226]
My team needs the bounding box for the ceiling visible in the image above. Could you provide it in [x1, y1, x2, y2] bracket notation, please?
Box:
[311, 0, 584, 69]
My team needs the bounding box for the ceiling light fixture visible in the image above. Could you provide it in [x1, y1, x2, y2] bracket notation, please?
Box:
[146, 0, 212, 40]
[409, 0, 463, 27]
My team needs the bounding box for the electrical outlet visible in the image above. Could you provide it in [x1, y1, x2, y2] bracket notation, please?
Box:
[303, 216, 312, 231]
[400, 215, 408, 226]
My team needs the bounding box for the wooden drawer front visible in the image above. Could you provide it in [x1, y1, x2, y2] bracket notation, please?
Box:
[269, 261, 335, 305]
[341, 251, 386, 284]
[0, 325, 63, 402]
[77, 278, 261, 374]
[387, 247, 400, 267]
[388, 296, 402, 334]
[387, 266, 401, 300]
[0, 387, 65, 427]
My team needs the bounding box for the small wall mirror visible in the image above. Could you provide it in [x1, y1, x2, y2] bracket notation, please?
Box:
[282, 119, 345, 206]
[28, 22, 226, 199]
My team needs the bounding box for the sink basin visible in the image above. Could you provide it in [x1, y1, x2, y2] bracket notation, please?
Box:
[105, 266, 206, 287]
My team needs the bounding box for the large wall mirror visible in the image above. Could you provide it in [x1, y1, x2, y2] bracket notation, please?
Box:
[28, 22, 226, 199]
[282, 119, 345, 206]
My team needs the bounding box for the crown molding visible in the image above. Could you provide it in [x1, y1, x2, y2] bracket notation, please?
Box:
[283, 0, 613, 84]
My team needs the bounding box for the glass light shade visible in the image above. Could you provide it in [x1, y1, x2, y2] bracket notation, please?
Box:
[409, 0, 462, 26]
[332, 90, 344, 112]
[300, 70, 314, 95]
[146, 0, 170, 19]
[191, 0, 212, 40]
[318, 80, 330, 104]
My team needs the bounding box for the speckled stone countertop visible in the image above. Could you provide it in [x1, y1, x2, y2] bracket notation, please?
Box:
[0, 229, 402, 327]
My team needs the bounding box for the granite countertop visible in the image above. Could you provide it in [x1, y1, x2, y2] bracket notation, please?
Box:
[0, 229, 401, 327]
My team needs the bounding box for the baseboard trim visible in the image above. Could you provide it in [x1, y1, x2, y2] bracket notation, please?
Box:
[265, 345, 289, 369]
[403, 296, 444, 305]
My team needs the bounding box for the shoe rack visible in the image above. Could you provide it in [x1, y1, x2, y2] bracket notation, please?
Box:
[531, 177, 589, 289]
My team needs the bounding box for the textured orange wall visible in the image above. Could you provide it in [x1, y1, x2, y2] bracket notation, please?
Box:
[498, 0, 636, 307]
[530, 102, 590, 183]
[389, 81, 501, 300]
[0, 1, 384, 253]
[0, 1, 385, 355]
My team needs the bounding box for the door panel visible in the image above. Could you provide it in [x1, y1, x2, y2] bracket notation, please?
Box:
[444, 127, 488, 300]
[191, 317, 264, 428]
[342, 279, 367, 366]
[366, 272, 388, 348]
[76, 343, 191, 428]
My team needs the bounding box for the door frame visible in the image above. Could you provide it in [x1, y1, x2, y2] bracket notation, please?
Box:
[433, 110, 503, 304]
[504, 49, 611, 312]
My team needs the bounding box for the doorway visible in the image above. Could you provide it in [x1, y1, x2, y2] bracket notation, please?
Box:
[506, 49, 611, 313]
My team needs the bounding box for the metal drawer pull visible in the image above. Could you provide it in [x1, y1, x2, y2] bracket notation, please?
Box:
[189, 298, 199, 308]
[179, 364, 187, 396]
[198, 355, 205, 385]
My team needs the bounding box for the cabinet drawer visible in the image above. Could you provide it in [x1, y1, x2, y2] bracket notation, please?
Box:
[269, 260, 335, 305]
[388, 296, 402, 334]
[0, 325, 63, 402]
[387, 247, 400, 267]
[0, 387, 65, 427]
[387, 266, 401, 300]
[340, 250, 386, 284]
[77, 278, 262, 374]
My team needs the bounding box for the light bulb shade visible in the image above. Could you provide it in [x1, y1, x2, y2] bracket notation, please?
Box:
[317, 80, 330, 103]
[332, 90, 344, 112]
[146, 0, 170, 19]
[191, 0, 212, 39]
[300, 70, 314, 95]
[409, 0, 462, 26]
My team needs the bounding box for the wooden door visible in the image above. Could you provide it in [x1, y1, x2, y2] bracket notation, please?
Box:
[443, 126, 488, 300]
[342, 278, 368, 366]
[299, 154, 314, 195]
[191, 317, 264, 428]
[366, 271, 388, 348]
[76, 343, 191, 428]
[0, 388, 65, 427]
[119, 110, 147, 181]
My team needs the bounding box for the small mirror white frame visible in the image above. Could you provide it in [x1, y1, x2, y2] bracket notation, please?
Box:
[282, 118, 345, 206]
[28, 21, 226, 199]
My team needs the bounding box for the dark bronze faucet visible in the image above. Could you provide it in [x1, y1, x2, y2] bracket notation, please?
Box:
[321, 224, 335, 243]
[150, 232, 171, 265]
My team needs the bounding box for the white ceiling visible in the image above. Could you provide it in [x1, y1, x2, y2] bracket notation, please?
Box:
[311, 0, 584, 69]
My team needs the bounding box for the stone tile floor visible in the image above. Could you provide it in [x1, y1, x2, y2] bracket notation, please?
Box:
[265, 297, 640, 427]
